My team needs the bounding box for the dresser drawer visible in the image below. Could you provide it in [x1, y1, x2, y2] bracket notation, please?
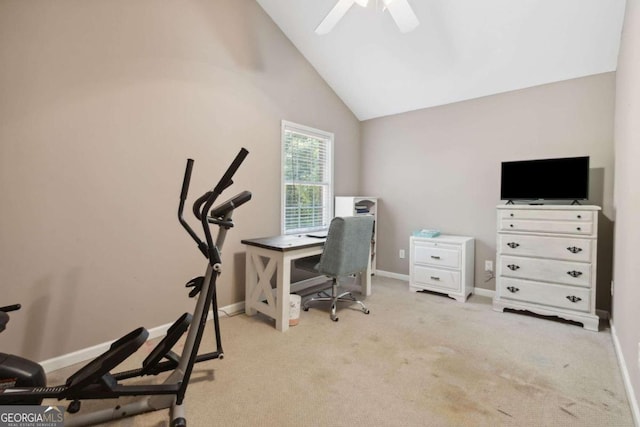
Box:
[500, 219, 593, 235]
[412, 265, 460, 291]
[413, 243, 460, 269]
[498, 234, 593, 262]
[499, 209, 593, 222]
[499, 278, 590, 312]
[500, 255, 591, 288]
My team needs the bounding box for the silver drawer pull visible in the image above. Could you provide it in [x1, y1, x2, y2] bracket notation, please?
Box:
[430, 255, 441, 260]
[507, 242, 520, 249]
[566, 246, 583, 254]
[507, 264, 520, 271]
[506, 286, 519, 293]
[566, 295, 582, 303]
[430, 276, 440, 281]
[567, 270, 583, 278]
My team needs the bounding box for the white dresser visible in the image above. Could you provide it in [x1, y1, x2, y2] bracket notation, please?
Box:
[409, 235, 475, 302]
[493, 205, 601, 331]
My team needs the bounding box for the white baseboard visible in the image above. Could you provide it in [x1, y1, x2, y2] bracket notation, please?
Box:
[610, 321, 640, 426]
[376, 270, 409, 282]
[217, 301, 245, 317]
[376, 270, 497, 300]
[473, 288, 495, 298]
[39, 302, 244, 373]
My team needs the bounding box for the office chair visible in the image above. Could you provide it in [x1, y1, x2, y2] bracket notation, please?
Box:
[298, 215, 374, 322]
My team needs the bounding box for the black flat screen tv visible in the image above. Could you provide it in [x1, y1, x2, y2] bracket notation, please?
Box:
[500, 156, 589, 202]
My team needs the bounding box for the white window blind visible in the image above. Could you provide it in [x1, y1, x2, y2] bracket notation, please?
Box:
[281, 121, 333, 234]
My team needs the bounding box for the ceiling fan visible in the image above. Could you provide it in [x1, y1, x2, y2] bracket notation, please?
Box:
[315, 0, 419, 35]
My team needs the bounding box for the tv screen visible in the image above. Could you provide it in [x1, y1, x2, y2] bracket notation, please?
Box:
[500, 156, 589, 202]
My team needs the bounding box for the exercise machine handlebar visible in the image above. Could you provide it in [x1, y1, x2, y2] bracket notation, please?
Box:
[178, 159, 210, 259]
[0, 304, 22, 313]
[178, 148, 250, 265]
[0, 305, 21, 333]
[212, 147, 249, 196]
[207, 190, 252, 228]
[191, 148, 249, 222]
[199, 149, 249, 266]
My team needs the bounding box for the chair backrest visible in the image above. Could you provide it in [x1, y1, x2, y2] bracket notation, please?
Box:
[316, 216, 374, 277]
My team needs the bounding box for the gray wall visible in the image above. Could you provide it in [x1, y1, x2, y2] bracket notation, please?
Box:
[613, 0, 640, 418]
[360, 73, 615, 312]
[0, 0, 360, 361]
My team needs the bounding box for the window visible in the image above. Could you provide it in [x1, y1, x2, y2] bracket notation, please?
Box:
[281, 121, 333, 234]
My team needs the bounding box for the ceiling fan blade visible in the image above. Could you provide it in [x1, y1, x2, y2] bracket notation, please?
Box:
[383, 0, 419, 33]
[354, 0, 369, 6]
[315, 0, 356, 35]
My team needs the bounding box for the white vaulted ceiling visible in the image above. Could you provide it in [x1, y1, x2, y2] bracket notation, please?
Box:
[256, 0, 627, 120]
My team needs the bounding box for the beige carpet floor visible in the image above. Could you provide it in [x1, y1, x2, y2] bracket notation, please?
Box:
[47, 276, 635, 426]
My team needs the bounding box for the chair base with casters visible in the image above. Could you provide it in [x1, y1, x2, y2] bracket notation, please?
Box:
[302, 277, 370, 322]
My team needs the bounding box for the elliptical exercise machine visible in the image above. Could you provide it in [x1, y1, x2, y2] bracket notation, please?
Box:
[0, 148, 252, 427]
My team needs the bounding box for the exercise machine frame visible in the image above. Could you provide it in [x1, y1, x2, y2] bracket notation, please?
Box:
[0, 148, 251, 427]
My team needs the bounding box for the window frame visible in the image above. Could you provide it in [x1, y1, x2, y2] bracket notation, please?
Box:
[281, 120, 334, 235]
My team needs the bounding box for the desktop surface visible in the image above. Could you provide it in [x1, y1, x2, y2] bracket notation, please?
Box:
[241, 234, 325, 252]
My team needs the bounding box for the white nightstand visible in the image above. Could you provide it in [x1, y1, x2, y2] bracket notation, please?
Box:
[409, 234, 475, 302]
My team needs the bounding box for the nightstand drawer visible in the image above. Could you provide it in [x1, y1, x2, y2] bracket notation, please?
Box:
[499, 278, 590, 312]
[412, 265, 460, 291]
[500, 256, 591, 288]
[413, 244, 460, 269]
[498, 234, 593, 262]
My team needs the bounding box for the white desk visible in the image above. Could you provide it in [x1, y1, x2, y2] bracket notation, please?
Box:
[242, 234, 371, 332]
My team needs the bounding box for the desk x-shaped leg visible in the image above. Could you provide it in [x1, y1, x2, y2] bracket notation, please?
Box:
[244, 244, 323, 332]
[245, 249, 277, 319]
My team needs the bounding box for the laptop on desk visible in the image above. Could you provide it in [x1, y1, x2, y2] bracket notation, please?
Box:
[306, 230, 328, 238]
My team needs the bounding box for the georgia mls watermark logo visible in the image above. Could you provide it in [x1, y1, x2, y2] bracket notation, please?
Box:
[0, 405, 64, 427]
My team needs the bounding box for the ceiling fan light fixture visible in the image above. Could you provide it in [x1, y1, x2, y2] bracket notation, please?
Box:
[315, 0, 419, 35]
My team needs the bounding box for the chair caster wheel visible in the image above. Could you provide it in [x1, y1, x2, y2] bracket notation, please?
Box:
[364, 309, 370, 314]
[172, 417, 186, 427]
[303, 307, 309, 312]
[331, 316, 339, 322]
